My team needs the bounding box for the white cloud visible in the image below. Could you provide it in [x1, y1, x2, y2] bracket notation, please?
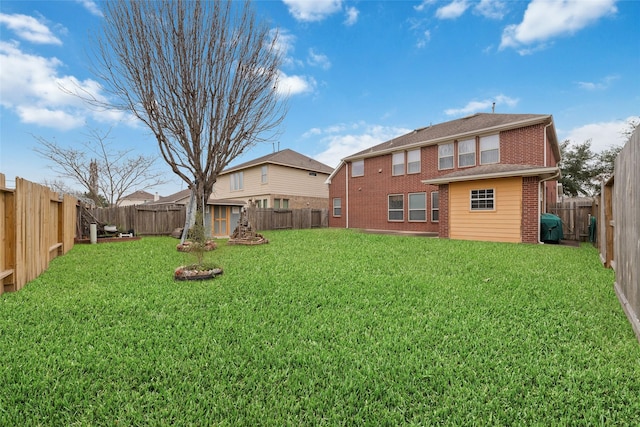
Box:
[414, 0, 437, 12]
[576, 74, 619, 91]
[560, 117, 638, 153]
[307, 48, 331, 70]
[0, 13, 62, 45]
[344, 6, 359, 26]
[500, 0, 617, 52]
[436, 0, 470, 20]
[0, 40, 120, 130]
[307, 122, 411, 168]
[74, 0, 103, 17]
[282, 0, 342, 22]
[416, 30, 432, 48]
[475, 0, 507, 20]
[276, 71, 316, 96]
[444, 94, 518, 116]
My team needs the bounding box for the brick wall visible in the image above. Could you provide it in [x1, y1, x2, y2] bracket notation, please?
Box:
[439, 184, 449, 238]
[328, 165, 347, 228]
[521, 176, 540, 243]
[501, 124, 546, 166]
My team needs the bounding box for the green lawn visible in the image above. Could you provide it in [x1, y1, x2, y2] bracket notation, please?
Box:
[1, 229, 639, 425]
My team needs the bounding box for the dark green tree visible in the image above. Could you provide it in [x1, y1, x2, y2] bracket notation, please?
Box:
[559, 139, 599, 197]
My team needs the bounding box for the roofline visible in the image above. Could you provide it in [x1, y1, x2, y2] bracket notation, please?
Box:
[221, 159, 332, 175]
[325, 160, 345, 184]
[343, 115, 554, 162]
[421, 166, 560, 185]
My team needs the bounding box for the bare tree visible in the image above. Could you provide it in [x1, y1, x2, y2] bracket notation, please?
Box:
[33, 127, 167, 206]
[88, 0, 286, 217]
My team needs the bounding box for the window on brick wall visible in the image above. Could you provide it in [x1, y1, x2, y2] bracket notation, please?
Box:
[388, 194, 404, 221]
[407, 149, 421, 174]
[408, 192, 426, 221]
[392, 152, 405, 176]
[352, 160, 364, 177]
[470, 189, 494, 210]
[431, 191, 439, 222]
[480, 134, 499, 164]
[458, 138, 476, 167]
[438, 143, 454, 170]
[333, 198, 341, 217]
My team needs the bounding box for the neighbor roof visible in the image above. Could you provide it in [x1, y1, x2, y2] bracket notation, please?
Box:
[345, 113, 555, 161]
[221, 148, 334, 175]
[121, 190, 155, 200]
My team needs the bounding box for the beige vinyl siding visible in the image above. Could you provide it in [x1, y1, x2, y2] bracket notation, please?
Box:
[449, 177, 522, 243]
[212, 164, 329, 200]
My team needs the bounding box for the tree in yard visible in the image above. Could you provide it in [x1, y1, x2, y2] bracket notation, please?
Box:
[33, 127, 166, 206]
[559, 139, 622, 197]
[88, 0, 286, 225]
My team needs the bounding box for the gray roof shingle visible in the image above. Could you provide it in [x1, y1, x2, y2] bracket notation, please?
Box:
[346, 113, 552, 159]
[222, 148, 334, 175]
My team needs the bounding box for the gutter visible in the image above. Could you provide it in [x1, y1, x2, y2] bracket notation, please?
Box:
[345, 164, 349, 229]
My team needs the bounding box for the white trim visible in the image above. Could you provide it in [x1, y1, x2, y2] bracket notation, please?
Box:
[421, 166, 559, 185]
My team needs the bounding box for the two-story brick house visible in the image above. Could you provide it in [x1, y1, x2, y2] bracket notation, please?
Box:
[326, 113, 561, 243]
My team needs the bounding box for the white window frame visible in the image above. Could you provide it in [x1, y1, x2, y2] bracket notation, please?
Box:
[274, 198, 280, 209]
[282, 199, 289, 209]
[431, 191, 439, 222]
[480, 134, 500, 165]
[388, 194, 404, 221]
[470, 189, 495, 211]
[352, 160, 364, 177]
[438, 143, 454, 170]
[392, 152, 405, 176]
[333, 198, 342, 217]
[230, 172, 244, 191]
[407, 149, 421, 174]
[408, 192, 426, 222]
[261, 165, 268, 184]
[458, 138, 476, 168]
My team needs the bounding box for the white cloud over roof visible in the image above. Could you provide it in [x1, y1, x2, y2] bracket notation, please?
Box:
[500, 0, 618, 53]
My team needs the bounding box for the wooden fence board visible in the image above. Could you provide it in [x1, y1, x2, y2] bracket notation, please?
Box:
[0, 174, 77, 293]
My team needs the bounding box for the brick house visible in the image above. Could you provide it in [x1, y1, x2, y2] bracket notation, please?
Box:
[326, 113, 561, 243]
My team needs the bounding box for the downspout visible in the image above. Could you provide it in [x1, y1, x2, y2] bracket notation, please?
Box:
[538, 170, 560, 243]
[537, 120, 557, 243]
[345, 164, 349, 229]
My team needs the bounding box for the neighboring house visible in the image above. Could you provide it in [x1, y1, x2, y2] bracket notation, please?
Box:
[118, 190, 158, 206]
[327, 113, 561, 244]
[154, 149, 333, 237]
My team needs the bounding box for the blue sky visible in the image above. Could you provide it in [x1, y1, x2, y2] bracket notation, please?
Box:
[1, 0, 638, 196]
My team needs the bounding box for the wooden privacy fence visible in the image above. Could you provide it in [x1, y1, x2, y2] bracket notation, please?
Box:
[247, 208, 328, 231]
[1, 173, 77, 294]
[598, 128, 640, 343]
[550, 199, 596, 241]
[91, 204, 186, 236]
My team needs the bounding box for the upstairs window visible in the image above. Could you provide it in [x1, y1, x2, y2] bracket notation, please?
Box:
[407, 149, 421, 174]
[392, 152, 405, 176]
[261, 165, 268, 183]
[458, 138, 476, 167]
[438, 143, 454, 170]
[480, 134, 499, 164]
[352, 160, 364, 177]
[230, 172, 244, 191]
[471, 189, 495, 210]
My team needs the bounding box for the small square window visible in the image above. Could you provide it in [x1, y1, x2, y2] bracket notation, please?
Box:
[470, 189, 495, 210]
